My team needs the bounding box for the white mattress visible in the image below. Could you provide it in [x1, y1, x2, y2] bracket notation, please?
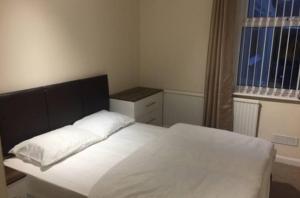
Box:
[4, 123, 166, 197]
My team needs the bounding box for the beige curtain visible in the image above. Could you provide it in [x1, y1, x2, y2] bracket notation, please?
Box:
[203, 0, 238, 131]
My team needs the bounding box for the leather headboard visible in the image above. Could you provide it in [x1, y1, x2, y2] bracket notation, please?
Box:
[0, 75, 109, 156]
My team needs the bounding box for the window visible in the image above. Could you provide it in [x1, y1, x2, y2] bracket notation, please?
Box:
[236, 0, 300, 99]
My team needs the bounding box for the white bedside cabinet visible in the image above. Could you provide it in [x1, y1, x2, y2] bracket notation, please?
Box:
[110, 87, 163, 126]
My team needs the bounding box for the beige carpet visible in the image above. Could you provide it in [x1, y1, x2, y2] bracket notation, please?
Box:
[270, 162, 300, 198]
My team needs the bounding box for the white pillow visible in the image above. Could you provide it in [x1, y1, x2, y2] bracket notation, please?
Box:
[74, 110, 135, 138]
[9, 126, 103, 168]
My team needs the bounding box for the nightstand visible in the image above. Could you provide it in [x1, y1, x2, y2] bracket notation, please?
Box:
[110, 87, 163, 126]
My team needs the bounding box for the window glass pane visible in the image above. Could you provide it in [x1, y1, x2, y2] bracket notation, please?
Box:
[289, 27, 300, 90]
[276, 0, 300, 17]
[260, 0, 271, 17]
[261, 28, 274, 87]
[282, 27, 297, 89]
[275, 27, 289, 88]
[238, 27, 252, 86]
[241, 1, 300, 93]
[255, 0, 263, 17]
[276, 0, 285, 17]
[248, 0, 300, 17]
[293, 1, 300, 16]
[253, 28, 266, 87]
[248, 0, 269, 17]
[283, 0, 293, 17]
[248, 0, 255, 17]
[268, 27, 281, 88]
[237, 26, 300, 90]
[269, 0, 277, 17]
[247, 28, 259, 86]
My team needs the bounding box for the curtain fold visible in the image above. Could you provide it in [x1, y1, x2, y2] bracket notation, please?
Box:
[203, 0, 238, 131]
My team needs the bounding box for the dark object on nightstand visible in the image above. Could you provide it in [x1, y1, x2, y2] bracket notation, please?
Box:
[5, 166, 26, 185]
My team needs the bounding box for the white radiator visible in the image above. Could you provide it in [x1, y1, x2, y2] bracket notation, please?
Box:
[233, 98, 261, 137]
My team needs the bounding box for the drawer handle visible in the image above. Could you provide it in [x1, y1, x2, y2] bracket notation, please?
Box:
[146, 118, 156, 124]
[146, 101, 156, 108]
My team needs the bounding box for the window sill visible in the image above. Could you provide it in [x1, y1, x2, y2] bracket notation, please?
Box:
[233, 92, 300, 104]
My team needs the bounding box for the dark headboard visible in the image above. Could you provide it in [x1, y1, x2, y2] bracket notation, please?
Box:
[0, 75, 109, 157]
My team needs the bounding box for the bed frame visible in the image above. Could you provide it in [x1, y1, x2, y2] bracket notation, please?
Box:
[0, 75, 109, 157]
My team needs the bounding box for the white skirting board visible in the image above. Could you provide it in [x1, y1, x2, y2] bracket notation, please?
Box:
[163, 90, 204, 127]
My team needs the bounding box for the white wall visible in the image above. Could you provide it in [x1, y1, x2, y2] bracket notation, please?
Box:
[0, 0, 140, 94]
[139, 0, 213, 93]
[139, 0, 213, 128]
[258, 101, 300, 160]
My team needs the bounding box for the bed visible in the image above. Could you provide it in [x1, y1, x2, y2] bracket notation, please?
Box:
[0, 75, 275, 198]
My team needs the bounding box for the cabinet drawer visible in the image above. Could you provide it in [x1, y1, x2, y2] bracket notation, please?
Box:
[136, 109, 162, 126]
[134, 92, 163, 117]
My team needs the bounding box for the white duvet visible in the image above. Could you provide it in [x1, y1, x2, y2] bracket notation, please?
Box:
[89, 124, 275, 198]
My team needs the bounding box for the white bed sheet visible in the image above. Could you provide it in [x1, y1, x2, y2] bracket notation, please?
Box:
[4, 123, 166, 197]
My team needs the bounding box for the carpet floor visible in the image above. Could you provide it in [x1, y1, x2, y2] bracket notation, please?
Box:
[270, 162, 300, 198]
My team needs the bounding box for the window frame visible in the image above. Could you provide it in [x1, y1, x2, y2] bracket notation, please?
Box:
[234, 0, 300, 102]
